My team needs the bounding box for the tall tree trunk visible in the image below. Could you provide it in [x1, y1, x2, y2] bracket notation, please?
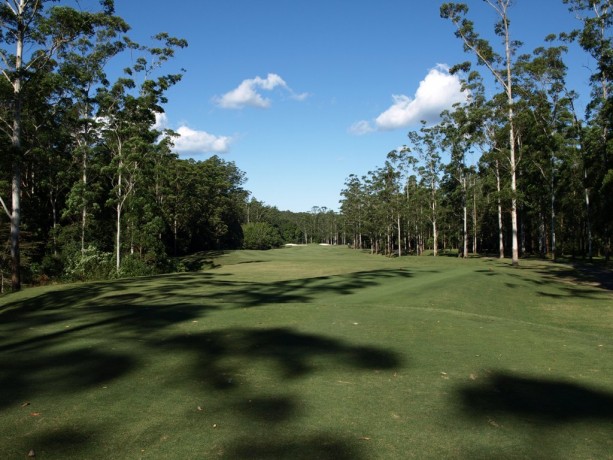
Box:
[116, 169, 123, 272]
[81, 148, 88, 254]
[496, 159, 504, 259]
[116, 202, 121, 271]
[173, 215, 178, 257]
[9, 0, 26, 291]
[10, 163, 21, 291]
[463, 199, 468, 258]
[551, 156, 556, 261]
[472, 179, 478, 254]
[432, 216, 438, 257]
[432, 182, 438, 257]
[397, 214, 402, 257]
[504, 20, 519, 266]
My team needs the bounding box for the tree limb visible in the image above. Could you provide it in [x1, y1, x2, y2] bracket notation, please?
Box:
[0, 196, 11, 219]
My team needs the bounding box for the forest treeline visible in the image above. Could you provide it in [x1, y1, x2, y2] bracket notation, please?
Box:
[1, 1, 611, 292]
[340, 1, 612, 263]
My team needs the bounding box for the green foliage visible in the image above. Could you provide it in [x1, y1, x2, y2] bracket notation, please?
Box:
[63, 245, 115, 281]
[117, 254, 157, 278]
[241, 222, 282, 250]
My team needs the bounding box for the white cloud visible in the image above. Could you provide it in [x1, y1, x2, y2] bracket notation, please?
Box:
[348, 120, 374, 135]
[215, 73, 307, 109]
[374, 65, 468, 130]
[173, 126, 232, 154]
[153, 112, 169, 130]
[291, 91, 310, 102]
[155, 113, 232, 154]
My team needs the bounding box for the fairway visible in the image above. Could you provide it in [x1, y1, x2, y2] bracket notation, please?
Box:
[1, 246, 612, 459]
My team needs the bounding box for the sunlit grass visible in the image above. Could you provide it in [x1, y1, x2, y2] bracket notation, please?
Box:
[1, 246, 611, 459]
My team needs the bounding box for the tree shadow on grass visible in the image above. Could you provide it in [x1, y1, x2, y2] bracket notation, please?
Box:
[519, 261, 612, 294]
[0, 346, 137, 410]
[158, 327, 403, 385]
[162, 326, 403, 459]
[180, 250, 225, 271]
[455, 371, 613, 458]
[0, 267, 409, 458]
[228, 434, 366, 460]
[9, 424, 101, 459]
[458, 372, 613, 422]
[475, 263, 611, 300]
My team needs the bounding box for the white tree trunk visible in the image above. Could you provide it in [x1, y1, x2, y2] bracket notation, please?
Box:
[397, 215, 402, 257]
[116, 168, 123, 272]
[463, 201, 468, 258]
[8, 0, 27, 291]
[496, 159, 504, 259]
[472, 180, 478, 254]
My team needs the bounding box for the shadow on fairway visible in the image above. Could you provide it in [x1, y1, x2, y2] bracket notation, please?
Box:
[157, 326, 402, 385]
[518, 260, 613, 293]
[458, 371, 613, 422]
[227, 434, 365, 460]
[475, 263, 611, 300]
[455, 371, 613, 457]
[0, 267, 407, 458]
[159, 326, 403, 459]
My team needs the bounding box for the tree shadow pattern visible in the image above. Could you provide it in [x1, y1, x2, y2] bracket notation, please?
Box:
[475, 262, 612, 301]
[455, 371, 613, 458]
[0, 268, 406, 458]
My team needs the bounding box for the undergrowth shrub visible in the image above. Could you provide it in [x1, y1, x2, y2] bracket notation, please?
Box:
[118, 254, 157, 278]
[63, 245, 115, 281]
[242, 222, 283, 250]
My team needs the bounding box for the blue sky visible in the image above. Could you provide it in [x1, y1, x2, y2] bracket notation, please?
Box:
[113, 0, 592, 212]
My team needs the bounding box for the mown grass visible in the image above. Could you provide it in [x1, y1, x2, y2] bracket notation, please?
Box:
[1, 245, 612, 459]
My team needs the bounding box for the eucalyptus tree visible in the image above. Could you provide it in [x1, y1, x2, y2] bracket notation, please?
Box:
[441, 1, 521, 265]
[361, 172, 384, 253]
[514, 40, 573, 259]
[185, 156, 247, 251]
[161, 158, 196, 256]
[387, 147, 418, 257]
[474, 94, 512, 259]
[562, 0, 612, 258]
[375, 161, 402, 255]
[340, 174, 365, 249]
[408, 121, 443, 256]
[58, 13, 129, 256]
[442, 67, 490, 257]
[309, 206, 323, 243]
[96, 33, 186, 271]
[0, 0, 120, 290]
[439, 105, 477, 258]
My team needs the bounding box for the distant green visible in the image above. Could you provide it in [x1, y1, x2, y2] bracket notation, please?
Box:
[1, 246, 611, 459]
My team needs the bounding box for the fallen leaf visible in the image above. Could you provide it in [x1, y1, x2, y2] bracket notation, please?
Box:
[28, 449, 35, 457]
[197, 406, 204, 412]
[359, 436, 371, 441]
[21, 402, 30, 407]
[488, 418, 501, 428]
[30, 412, 42, 417]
